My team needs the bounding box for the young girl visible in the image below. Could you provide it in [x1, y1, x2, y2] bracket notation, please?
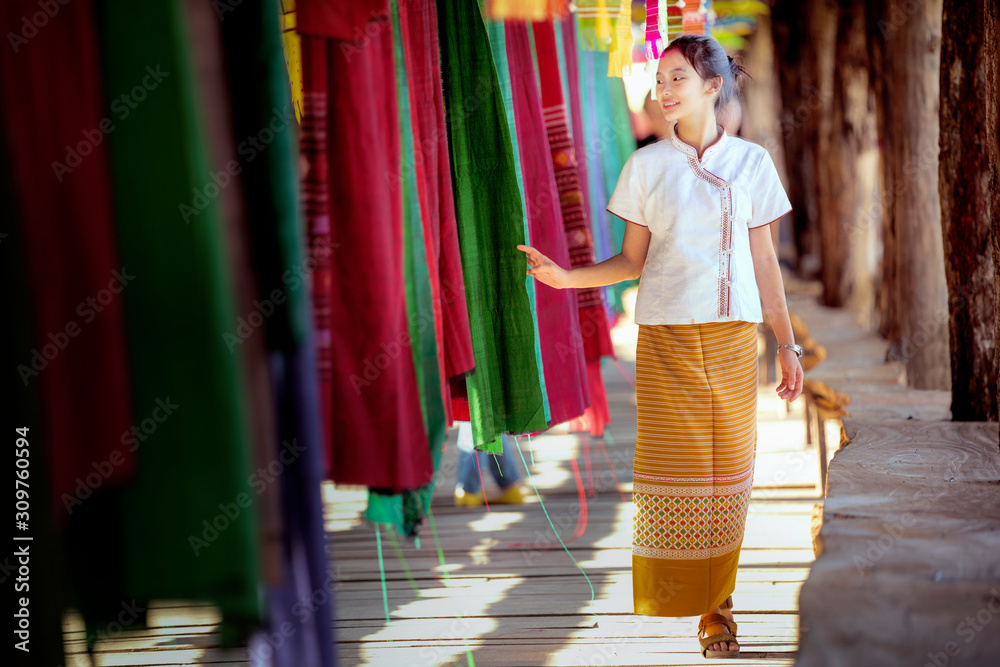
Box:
[518, 34, 803, 659]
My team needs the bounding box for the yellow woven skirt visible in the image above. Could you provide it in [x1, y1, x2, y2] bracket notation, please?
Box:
[632, 321, 758, 617]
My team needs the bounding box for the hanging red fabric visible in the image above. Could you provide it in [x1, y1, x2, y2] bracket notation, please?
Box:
[532, 19, 615, 363]
[299, 2, 432, 490]
[397, 0, 476, 429]
[0, 0, 135, 524]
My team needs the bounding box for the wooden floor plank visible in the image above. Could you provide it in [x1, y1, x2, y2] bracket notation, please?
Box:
[63, 309, 819, 666]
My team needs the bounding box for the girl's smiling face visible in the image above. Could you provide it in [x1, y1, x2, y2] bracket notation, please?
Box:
[655, 49, 720, 120]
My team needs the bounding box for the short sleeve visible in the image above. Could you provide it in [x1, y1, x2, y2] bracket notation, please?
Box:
[748, 150, 792, 228]
[606, 152, 647, 226]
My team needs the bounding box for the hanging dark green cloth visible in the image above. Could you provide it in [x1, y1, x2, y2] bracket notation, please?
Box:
[438, 0, 547, 451]
[97, 0, 261, 641]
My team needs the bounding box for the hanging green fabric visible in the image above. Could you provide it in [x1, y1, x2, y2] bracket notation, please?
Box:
[484, 19, 552, 427]
[366, 0, 447, 535]
[97, 0, 261, 641]
[438, 0, 547, 451]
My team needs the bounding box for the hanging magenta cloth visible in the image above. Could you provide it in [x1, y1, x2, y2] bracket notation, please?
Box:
[505, 21, 589, 427]
[299, 1, 433, 490]
[533, 20, 614, 363]
[644, 0, 665, 60]
[398, 0, 475, 428]
[0, 0, 134, 523]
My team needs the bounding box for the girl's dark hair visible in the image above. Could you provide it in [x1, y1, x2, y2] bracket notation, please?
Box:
[663, 34, 750, 113]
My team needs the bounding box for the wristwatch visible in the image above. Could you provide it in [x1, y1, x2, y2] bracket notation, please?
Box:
[777, 343, 804, 358]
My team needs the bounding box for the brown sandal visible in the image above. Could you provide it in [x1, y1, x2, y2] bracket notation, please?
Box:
[698, 612, 739, 659]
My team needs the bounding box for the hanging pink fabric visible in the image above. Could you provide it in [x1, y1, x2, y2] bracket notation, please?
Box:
[644, 0, 664, 59]
[505, 21, 589, 427]
[398, 0, 475, 428]
[299, 2, 433, 490]
[538, 18, 615, 362]
[0, 0, 134, 524]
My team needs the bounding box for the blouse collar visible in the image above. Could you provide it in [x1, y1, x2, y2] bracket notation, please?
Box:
[670, 122, 728, 162]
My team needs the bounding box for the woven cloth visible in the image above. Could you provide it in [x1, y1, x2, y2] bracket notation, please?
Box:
[486, 19, 552, 425]
[98, 0, 261, 638]
[534, 20, 614, 362]
[397, 0, 475, 413]
[0, 0, 134, 526]
[632, 321, 758, 616]
[299, 2, 433, 488]
[505, 20, 589, 426]
[438, 0, 548, 451]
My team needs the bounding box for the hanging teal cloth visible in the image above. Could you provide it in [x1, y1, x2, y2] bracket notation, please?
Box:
[438, 0, 548, 451]
[485, 19, 552, 427]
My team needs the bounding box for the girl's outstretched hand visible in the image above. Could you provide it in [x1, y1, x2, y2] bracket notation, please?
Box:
[517, 244, 570, 289]
[776, 348, 804, 402]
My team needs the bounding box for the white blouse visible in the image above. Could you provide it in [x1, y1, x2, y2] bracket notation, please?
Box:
[606, 124, 791, 325]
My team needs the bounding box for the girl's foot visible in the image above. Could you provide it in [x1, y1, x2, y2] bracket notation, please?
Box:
[701, 607, 739, 653]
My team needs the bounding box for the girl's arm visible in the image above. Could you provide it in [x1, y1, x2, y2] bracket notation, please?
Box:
[517, 221, 651, 289]
[749, 225, 803, 402]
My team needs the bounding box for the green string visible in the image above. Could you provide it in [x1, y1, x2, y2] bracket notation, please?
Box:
[386, 528, 421, 595]
[493, 453, 503, 478]
[375, 524, 391, 626]
[512, 436, 594, 601]
[427, 508, 477, 667]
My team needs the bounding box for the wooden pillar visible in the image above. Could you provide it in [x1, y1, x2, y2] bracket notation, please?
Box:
[868, 0, 950, 390]
[771, 0, 833, 279]
[823, 0, 880, 327]
[939, 0, 998, 421]
[741, 12, 792, 259]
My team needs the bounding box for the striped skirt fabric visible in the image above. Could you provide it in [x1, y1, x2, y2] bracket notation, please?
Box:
[632, 321, 759, 617]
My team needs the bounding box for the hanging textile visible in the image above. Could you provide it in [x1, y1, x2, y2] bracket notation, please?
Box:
[485, 19, 553, 426]
[608, 0, 633, 76]
[644, 0, 665, 59]
[0, 0, 134, 527]
[486, 0, 570, 20]
[365, 0, 449, 537]
[298, 0, 434, 488]
[534, 20, 614, 363]
[184, 0, 283, 587]
[576, 0, 613, 50]
[261, 336, 337, 667]
[397, 0, 476, 425]
[505, 21, 590, 427]
[438, 0, 548, 452]
[98, 0, 261, 641]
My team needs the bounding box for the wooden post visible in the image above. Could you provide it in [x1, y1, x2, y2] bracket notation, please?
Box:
[823, 0, 880, 327]
[867, 0, 951, 390]
[939, 0, 999, 421]
[771, 0, 833, 278]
